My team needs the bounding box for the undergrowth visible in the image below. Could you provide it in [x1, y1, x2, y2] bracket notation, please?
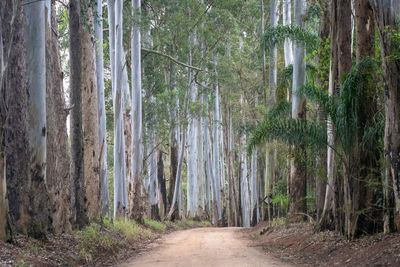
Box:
[77, 218, 210, 264]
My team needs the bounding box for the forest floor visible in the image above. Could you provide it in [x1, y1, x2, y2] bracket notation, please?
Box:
[245, 220, 400, 266]
[0, 219, 210, 266]
[2, 219, 400, 266]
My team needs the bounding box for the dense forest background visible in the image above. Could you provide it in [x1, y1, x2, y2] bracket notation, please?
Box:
[0, 0, 399, 243]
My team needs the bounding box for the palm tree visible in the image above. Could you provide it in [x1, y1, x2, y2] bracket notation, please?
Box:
[249, 58, 381, 239]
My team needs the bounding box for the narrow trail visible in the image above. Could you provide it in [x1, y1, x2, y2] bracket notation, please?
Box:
[121, 227, 291, 267]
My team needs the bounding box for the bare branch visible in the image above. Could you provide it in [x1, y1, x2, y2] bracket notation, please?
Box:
[141, 48, 204, 72]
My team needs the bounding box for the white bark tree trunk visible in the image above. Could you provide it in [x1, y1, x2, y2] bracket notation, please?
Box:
[250, 146, 258, 224]
[25, 0, 47, 186]
[130, 0, 144, 221]
[291, 0, 306, 118]
[283, 0, 293, 66]
[114, 0, 128, 217]
[186, 32, 199, 217]
[213, 59, 222, 220]
[241, 134, 250, 227]
[283, 0, 293, 101]
[95, 0, 110, 216]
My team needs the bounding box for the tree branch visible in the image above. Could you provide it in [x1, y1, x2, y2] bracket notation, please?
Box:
[141, 48, 204, 72]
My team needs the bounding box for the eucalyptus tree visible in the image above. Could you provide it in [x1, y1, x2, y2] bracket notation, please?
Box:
[283, 0, 293, 70]
[25, 0, 52, 235]
[168, 63, 179, 220]
[320, 0, 353, 233]
[167, 66, 191, 220]
[315, 0, 330, 221]
[289, 0, 307, 218]
[265, 0, 280, 223]
[353, 0, 378, 235]
[187, 35, 199, 216]
[81, 5, 101, 222]
[69, 0, 88, 227]
[45, 0, 72, 232]
[1, 0, 33, 237]
[241, 127, 251, 227]
[131, 0, 145, 221]
[95, 0, 110, 216]
[370, 0, 400, 231]
[213, 58, 222, 220]
[113, 0, 129, 217]
[204, 92, 216, 223]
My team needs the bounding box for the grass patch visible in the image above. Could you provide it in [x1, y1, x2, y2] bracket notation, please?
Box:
[144, 219, 167, 233]
[269, 217, 287, 228]
[77, 218, 152, 264]
[75, 217, 210, 264]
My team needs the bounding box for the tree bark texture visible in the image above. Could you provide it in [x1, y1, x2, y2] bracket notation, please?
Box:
[354, 0, 380, 235]
[370, 0, 400, 230]
[45, 0, 71, 233]
[69, 0, 87, 228]
[1, 0, 31, 236]
[95, 0, 110, 216]
[81, 7, 100, 222]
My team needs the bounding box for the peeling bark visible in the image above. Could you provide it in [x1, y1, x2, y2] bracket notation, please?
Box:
[46, 0, 71, 233]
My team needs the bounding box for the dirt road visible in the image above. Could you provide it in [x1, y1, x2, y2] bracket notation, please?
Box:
[121, 227, 290, 267]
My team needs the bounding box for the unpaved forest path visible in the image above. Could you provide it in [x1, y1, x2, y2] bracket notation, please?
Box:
[121, 227, 291, 267]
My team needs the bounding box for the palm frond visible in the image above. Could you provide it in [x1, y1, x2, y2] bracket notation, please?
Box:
[297, 84, 336, 119]
[278, 64, 319, 96]
[336, 57, 379, 149]
[247, 118, 327, 154]
[263, 25, 319, 54]
[361, 111, 384, 153]
[265, 100, 291, 120]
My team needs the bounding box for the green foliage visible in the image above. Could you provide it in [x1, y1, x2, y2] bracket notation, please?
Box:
[277, 64, 318, 96]
[144, 219, 167, 232]
[263, 25, 319, 54]
[77, 219, 154, 263]
[251, 58, 380, 164]
[336, 58, 379, 151]
[387, 23, 400, 60]
[248, 118, 327, 155]
[112, 219, 151, 239]
[265, 100, 291, 120]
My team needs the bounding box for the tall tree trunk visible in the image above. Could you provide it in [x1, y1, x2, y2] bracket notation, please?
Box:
[114, 0, 128, 217]
[95, 0, 110, 217]
[45, 0, 71, 233]
[1, 1, 31, 236]
[25, 0, 52, 237]
[81, 7, 100, 222]
[315, 0, 330, 222]
[131, 0, 145, 222]
[336, 0, 354, 238]
[261, 0, 267, 102]
[69, 0, 87, 228]
[149, 134, 159, 219]
[241, 134, 250, 227]
[157, 149, 167, 217]
[355, 0, 378, 235]
[168, 64, 179, 220]
[283, 0, 293, 68]
[213, 58, 222, 221]
[370, 0, 400, 231]
[224, 107, 235, 226]
[289, 0, 307, 219]
[187, 43, 198, 217]
[0, 7, 5, 240]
